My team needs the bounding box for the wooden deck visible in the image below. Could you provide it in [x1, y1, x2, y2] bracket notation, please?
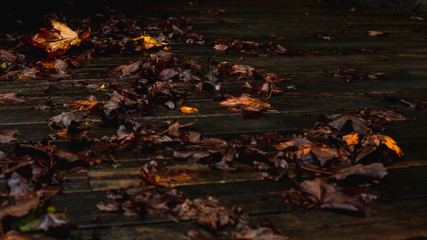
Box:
[1, 1, 427, 239]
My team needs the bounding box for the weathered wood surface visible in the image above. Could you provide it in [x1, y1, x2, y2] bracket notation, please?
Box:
[1, 0, 427, 239]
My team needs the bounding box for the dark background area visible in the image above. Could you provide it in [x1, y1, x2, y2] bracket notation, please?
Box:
[2, 0, 427, 34]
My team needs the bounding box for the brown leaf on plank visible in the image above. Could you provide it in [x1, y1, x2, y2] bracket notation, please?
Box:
[326, 68, 385, 81]
[197, 206, 249, 232]
[327, 114, 370, 135]
[0, 91, 31, 105]
[0, 191, 42, 220]
[369, 110, 412, 121]
[220, 94, 271, 113]
[365, 31, 389, 37]
[140, 161, 193, 187]
[330, 163, 388, 182]
[282, 178, 376, 216]
[0, 129, 20, 144]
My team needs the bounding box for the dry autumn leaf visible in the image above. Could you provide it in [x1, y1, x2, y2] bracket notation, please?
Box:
[181, 106, 199, 114]
[131, 33, 168, 50]
[67, 95, 100, 112]
[365, 134, 402, 157]
[0, 129, 20, 144]
[343, 132, 359, 145]
[27, 20, 90, 57]
[0, 91, 30, 105]
[220, 94, 271, 112]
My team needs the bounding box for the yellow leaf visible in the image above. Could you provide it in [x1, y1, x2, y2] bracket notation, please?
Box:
[131, 33, 167, 49]
[343, 132, 359, 145]
[96, 84, 108, 92]
[181, 106, 198, 114]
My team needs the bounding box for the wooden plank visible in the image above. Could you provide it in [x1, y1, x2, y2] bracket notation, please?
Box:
[64, 197, 427, 240]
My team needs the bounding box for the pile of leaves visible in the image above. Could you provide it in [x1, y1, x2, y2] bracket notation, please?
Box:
[0, 3, 416, 239]
[276, 110, 407, 216]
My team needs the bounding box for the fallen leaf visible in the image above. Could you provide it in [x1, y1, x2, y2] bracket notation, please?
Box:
[365, 134, 402, 157]
[66, 95, 99, 112]
[369, 110, 412, 121]
[366, 31, 389, 37]
[140, 161, 193, 187]
[0, 192, 42, 220]
[327, 114, 370, 134]
[0, 91, 30, 105]
[220, 94, 271, 113]
[28, 20, 88, 57]
[330, 163, 388, 182]
[342, 132, 359, 145]
[131, 33, 168, 50]
[0, 129, 20, 144]
[181, 106, 198, 114]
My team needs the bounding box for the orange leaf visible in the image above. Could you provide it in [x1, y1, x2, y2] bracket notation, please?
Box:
[181, 106, 198, 114]
[67, 96, 99, 112]
[342, 133, 359, 145]
[367, 134, 402, 157]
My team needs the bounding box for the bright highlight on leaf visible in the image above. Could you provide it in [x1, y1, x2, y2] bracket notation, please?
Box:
[366, 134, 402, 157]
[343, 132, 359, 145]
[131, 33, 168, 50]
[181, 106, 198, 114]
[28, 20, 90, 57]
